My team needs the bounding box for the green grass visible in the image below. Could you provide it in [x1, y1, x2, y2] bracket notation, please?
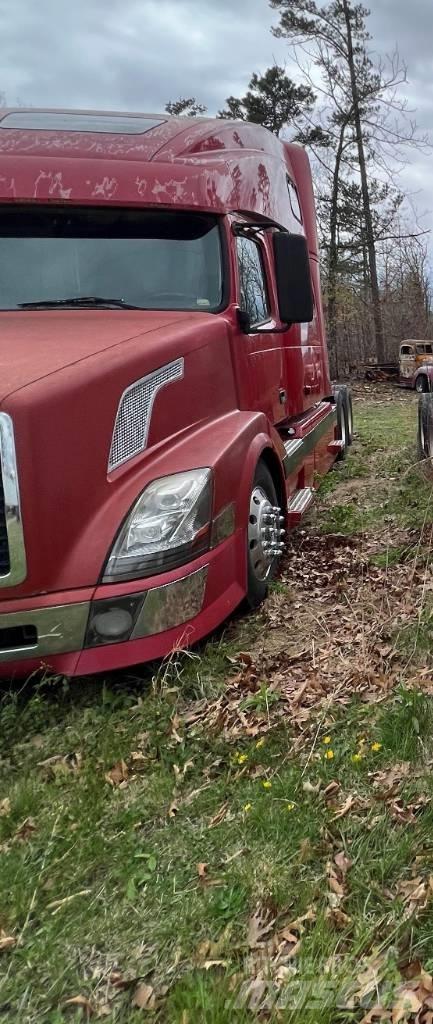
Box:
[370, 543, 415, 568]
[317, 397, 433, 536]
[3, 390, 433, 1021]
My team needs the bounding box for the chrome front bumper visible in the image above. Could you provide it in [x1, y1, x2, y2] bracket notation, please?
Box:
[0, 565, 208, 664]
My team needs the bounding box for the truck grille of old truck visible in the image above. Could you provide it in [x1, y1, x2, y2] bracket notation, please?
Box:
[0, 463, 10, 575]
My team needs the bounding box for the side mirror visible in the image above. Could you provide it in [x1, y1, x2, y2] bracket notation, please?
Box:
[273, 232, 314, 325]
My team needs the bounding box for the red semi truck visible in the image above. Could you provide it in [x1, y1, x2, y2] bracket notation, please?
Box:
[0, 108, 352, 679]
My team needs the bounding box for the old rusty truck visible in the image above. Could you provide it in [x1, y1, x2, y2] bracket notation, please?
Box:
[365, 341, 433, 390]
[398, 341, 433, 392]
[0, 108, 352, 678]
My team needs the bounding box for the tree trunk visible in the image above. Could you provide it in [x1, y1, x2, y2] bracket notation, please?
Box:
[327, 121, 346, 376]
[341, 0, 385, 363]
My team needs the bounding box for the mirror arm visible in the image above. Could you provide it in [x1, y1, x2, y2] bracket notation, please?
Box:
[236, 307, 290, 335]
[254, 323, 290, 335]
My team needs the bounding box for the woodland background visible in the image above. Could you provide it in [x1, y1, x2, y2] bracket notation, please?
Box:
[166, 0, 432, 378]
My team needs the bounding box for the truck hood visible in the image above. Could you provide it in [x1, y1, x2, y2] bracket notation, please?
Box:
[0, 305, 236, 598]
[0, 309, 192, 404]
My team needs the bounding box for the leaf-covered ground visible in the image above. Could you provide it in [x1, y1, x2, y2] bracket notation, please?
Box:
[3, 386, 433, 1022]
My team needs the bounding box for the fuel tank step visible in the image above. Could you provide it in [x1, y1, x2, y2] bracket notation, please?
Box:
[287, 487, 315, 526]
[327, 438, 345, 453]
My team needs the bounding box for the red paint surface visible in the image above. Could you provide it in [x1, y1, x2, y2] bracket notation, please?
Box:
[0, 109, 337, 678]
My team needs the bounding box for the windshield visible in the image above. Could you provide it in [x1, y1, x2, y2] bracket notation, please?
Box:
[0, 205, 223, 311]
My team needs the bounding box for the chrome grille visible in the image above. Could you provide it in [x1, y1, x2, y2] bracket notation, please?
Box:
[108, 359, 184, 472]
[0, 461, 9, 575]
[0, 413, 26, 586]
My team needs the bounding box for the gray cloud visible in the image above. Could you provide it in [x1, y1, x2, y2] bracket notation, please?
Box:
[0, 0, 431, 241]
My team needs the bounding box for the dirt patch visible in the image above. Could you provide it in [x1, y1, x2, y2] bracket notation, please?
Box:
[245, 520, 432, 703]
[320, 474, 376, 507]
[351, 381, 418, 405]
[243, 391, 429, 694]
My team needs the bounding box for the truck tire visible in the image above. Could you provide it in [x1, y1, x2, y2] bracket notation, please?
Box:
[335, 390, 348, 461]
[246, 461, 282, 609]
[334, 384, 353, 445]
[418, 393, 433, 467]
[345, 391, 354, 444]
[415, 375, 429, 394]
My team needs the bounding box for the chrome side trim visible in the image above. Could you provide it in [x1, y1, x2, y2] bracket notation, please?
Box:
[131, 565, 208, 639]
[108, 358, 184, 472]
[282, 405, 337, 478]
[0, 602, 90, 663]
[282, 438, 303, 476]
[210, 502, 236, 548]
[0, 413, 27, 588]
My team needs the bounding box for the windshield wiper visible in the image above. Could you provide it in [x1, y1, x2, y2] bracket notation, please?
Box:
[17, 295, 143, 310]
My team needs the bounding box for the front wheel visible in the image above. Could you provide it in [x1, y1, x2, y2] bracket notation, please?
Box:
[335, 390, 348, 461]
[418, 393, 433, 471]
[415, 375, 428, 394]
[246, 462, 284, 609]
[346, 391, 354, 445]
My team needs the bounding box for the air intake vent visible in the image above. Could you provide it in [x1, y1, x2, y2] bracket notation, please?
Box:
[108, 358, 184, 472]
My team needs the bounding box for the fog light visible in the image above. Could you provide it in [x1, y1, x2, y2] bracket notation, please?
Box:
[93, 608, 133, 640]
[85, 593, 145, 648]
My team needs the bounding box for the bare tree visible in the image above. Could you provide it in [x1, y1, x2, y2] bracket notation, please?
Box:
[271, 0, 430, 366]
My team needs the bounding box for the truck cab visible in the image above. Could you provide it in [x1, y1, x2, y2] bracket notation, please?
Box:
[399, 341, 433, 392]
[0, 108, 350, 678]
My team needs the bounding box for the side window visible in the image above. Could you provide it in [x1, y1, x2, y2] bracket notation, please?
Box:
[401, 345, 413, 355]
[287, 176, 303, 223]
[236, 236, 269, 326]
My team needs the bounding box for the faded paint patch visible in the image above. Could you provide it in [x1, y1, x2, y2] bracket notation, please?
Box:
[135, 177, 148, 197]
[0, 176, 16, 196]
[91, 176, 118, 199]
[33, 170, 72, 199]
[151, 178, 188, 202]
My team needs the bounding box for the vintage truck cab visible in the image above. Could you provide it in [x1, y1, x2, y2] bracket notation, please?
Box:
[0, 108, 351, 678]
[399, 341, 433, 392]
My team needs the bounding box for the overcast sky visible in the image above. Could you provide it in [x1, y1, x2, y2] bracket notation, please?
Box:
[1, 0, 431, 236]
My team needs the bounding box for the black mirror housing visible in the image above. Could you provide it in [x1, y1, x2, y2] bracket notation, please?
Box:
[273, 232, 314, 325]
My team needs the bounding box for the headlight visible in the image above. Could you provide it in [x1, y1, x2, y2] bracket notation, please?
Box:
[103, 469, 212, 581]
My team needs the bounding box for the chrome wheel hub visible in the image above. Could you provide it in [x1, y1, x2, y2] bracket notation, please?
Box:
[248, 486, 285, 582]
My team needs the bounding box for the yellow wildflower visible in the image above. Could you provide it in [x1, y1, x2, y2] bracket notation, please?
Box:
[371, 742, 382, 752]
[352, 753, 362, 763]
[235, 752, 248, 765]
[244, 803, 252, 813]
[286, 802, 295, 812]
[262, 780, 272, 789]
[324, 749, 334, 760]
[323, 736, 332, 745]
[255, 738, 265, 749]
